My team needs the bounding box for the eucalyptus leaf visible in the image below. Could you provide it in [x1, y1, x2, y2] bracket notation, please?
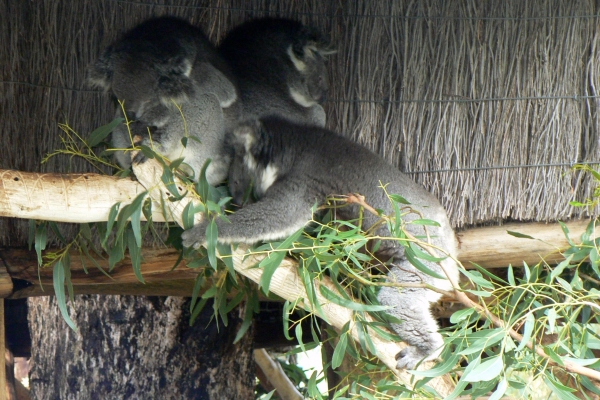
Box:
[463, 356, 503, 382]
[53, 261, 77, 331]
[87, 118, 123, 147]
[320, 285, 390, 312]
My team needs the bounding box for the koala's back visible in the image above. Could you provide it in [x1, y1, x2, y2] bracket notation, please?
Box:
[256, 118, 458, 273]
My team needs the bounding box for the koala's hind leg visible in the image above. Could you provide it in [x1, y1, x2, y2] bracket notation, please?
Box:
[377, 266, 445, 369]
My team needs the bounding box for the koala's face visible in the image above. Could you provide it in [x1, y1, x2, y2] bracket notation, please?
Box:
[111, 62, 161, 116]
[287, 45, 329, 107]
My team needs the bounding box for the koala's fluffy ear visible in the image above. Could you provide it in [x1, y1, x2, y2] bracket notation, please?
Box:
[232, 121, 260, 151]
[154, 55, 196, 104]
[87, 48, 115, 91]
[292, 26, 336, 59]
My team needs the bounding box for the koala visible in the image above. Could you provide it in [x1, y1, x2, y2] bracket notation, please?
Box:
[181, 117, 460, 370]
[218, 18, 333, 127]
[89, 16, 240, 184]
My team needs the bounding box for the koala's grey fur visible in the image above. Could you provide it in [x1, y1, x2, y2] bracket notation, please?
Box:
[89, 16, 240, 184]
[181, 118, 459, 369]
[219, 18, 333, 127]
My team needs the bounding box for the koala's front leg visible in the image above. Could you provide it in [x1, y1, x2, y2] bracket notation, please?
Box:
[182, 183, 314, 248]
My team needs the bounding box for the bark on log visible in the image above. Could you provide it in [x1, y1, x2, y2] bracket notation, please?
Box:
[28, 295, 255, 400]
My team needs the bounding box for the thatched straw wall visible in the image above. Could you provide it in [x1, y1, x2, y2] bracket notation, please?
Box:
[1, 0, 599, 245]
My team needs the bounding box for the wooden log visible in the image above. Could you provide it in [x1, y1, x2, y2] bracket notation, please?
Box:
[0, 169, 165, 223]
[0, 167, 590, 270]
[456, 219, 593, 269]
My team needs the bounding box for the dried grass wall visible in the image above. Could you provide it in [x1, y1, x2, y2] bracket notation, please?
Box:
[1, 0, 599, 246]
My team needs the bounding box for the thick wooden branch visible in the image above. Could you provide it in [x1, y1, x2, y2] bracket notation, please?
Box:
[254, 349, 303, 400]
[0, 169, 165, 223]
[0, 168, 591, 269]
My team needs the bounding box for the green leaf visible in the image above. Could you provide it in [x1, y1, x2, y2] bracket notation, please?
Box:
[28, 219, 36, 250]
[115, 192, 146, 245]
[139, 144, 155, 159]
[471, 262, 508, 284]
[461, 269, 494, 289]
[547, 308, 557, 334]
[543, 346, 564, 365]
[49, 222, 67, 245]
[295, 322, 305, 352]
[53, 261, 77, 331]
[463, 356, 503, 382]
[410, 218, 441, 227]
[551, 254, 573, 281]
[104, 203, 120, 247]
[389, 194, 410, 204]
[450, 307, 475, 323]
[217, 243, 235, 277]
[169, 157, 185, 171]
[332, 330, 349, 369]
[34, 222, 47, 266]
[181, 202, 196, 230]
[543, 372, 579, 400]
[488, 378, 508, 400]
[319, 285, 390, 311]
[580, 376, 600, 395]
[127, 229, 144, 283]
[259, 228, 303, 293]
[233, 310, 253, 344]
[445, 357, 480, 400]
[87, 118, 123, 147]
[410, 353, 460, 377]
[404, 247, 445, 279]
[507, 264, 515, 286]
[408, 242, 446, 262]
[259, 390, 275, 400]
[559, 221, 575, 247]
[206, 219, 218, 270]
[517, 313, 535, 351]
[507, 230, 535, 239]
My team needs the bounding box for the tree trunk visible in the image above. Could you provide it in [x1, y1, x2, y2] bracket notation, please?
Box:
[27, 295, 254, 400]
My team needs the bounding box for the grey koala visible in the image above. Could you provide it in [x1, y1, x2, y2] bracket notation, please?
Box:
[89, 16, 240, 184]
[181, 117, 460, 369]
[218, 18, 333, 127]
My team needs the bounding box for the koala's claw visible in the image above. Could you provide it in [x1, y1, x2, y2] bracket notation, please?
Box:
[181, 224, 207, 249]
[394, 345, 442, 370]
[132, 151, 149, 165]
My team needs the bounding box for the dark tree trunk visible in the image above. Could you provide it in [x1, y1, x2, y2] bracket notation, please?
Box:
[27, 295, 254, 400]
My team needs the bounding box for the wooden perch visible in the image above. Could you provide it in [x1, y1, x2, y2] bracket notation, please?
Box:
[0, 167, 591, 268]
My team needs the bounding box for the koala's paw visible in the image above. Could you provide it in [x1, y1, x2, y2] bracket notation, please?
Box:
[395, 345, 442, 370]
[181, 222, 208, 249]
[131, 127, 163, 165]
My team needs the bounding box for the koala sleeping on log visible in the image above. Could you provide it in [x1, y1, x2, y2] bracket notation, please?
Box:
[219, 18, 333, 127]
[182, 117, 459, 369]
[89, 16, 240, 184]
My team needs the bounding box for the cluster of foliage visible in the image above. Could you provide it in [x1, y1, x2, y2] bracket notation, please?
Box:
[36, 121, 600, 399]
